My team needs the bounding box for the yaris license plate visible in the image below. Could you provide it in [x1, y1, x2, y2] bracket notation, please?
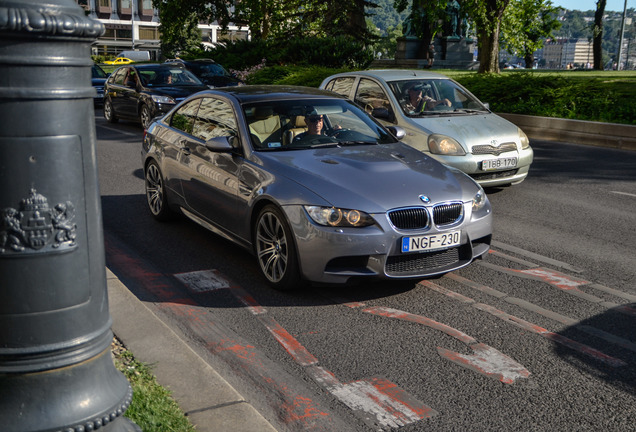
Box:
[482, 157, 518, 171]
[401, 231, 461, 253]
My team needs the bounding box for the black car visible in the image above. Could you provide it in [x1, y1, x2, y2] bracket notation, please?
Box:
[163, 58, 243, 88]
[103, 64, 209, 128]
[92, 63, 108, 107]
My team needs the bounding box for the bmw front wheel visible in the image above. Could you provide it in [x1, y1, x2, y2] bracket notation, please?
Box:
[144, 161, 175, 221]
[255, 205, 301, 290]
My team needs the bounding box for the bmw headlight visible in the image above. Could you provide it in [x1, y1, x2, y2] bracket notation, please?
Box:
[518, 128, 530, 149]
[305, 206, 375, 227]
[428, 134, 466, 155]
[472, 187, 487, 211]
[151, 94, 175, 104]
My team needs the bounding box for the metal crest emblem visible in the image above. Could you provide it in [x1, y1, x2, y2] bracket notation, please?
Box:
[491, 139, 500, 147]
[419, 195, 431, 203]
[0, 189, 77, 255]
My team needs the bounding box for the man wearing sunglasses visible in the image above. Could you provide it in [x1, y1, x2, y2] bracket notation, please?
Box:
[303, 112, 325, 136]
[294, 108, 342, 143]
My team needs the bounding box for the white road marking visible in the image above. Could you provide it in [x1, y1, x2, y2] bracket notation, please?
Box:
[611, 191, 636, 198]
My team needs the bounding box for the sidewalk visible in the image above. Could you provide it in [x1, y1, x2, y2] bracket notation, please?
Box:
[106, 269, 278, 432]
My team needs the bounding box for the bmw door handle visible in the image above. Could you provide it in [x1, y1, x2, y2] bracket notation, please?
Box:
[179, 140, 191, 155]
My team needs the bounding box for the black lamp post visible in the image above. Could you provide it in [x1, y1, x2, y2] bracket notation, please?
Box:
[0, 1, 140, 430]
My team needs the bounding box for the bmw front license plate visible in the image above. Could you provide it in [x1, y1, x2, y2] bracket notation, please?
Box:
[401, 231, 461, 253]
[482, 157, 517, 171]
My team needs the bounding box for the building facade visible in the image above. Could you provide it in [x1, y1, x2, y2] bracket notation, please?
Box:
[543, 38, 594, 69]
[76, 0, 249, 59]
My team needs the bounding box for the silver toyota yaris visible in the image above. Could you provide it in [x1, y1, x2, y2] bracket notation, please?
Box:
[321, 70, 534, 188]
[141, 86, 492, 290]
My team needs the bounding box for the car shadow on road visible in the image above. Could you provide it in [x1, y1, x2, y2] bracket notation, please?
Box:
[554, 303, 636, 397]
[102, 192, 430, 311]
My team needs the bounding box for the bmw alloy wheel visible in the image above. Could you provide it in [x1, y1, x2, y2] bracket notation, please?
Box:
[255, 206, 300, 290]
[144, 162, 174, 221]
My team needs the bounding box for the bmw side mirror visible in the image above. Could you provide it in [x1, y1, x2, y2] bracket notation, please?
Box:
[386, 126, 406, 140]
[205, 136, 234, 152]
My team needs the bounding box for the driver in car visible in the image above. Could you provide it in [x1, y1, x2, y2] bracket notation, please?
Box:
[294, 109, 340, 142]
[405, 83, 452, 112]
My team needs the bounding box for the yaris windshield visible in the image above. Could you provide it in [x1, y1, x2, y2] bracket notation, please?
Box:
[388, 79, 489, 117]
[244, 99, 399, 151]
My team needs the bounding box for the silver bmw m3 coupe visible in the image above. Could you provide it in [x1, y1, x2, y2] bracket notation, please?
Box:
[141, 86, 492, 290]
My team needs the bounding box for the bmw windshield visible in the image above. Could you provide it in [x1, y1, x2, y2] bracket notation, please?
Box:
[244, 99, 399, 150]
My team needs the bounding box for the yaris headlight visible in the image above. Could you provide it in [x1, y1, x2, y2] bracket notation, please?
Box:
[518, 127, 530, 149]
[428, 134, 466, 155]
[151, 94, 175, 104]
[305, 206, 375, 227]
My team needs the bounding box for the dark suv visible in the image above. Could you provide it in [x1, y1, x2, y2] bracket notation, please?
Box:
[92, 63, 109, 107]
[163, 59, 243, 88]
[103, 64, 209, 128]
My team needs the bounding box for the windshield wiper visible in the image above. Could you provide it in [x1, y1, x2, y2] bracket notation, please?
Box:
[308, 142, 340, 149]
[410, 111, 446, 117]
[452, 108, 488, 114]
[255, 146, 305, 152]
[336, 141, 377, 146]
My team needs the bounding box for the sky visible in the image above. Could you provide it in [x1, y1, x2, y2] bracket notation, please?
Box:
[550, 0, 631, 12]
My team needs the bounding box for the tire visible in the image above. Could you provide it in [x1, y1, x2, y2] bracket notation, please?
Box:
[140, 104, 153, 129]
[104, 98, 118, 123]
[144, 161, 176, 221]
[254, 205, 301, 290]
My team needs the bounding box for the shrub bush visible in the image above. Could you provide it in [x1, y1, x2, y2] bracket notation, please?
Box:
[186, 37, 373, 74]
[454, 72, 636, 125]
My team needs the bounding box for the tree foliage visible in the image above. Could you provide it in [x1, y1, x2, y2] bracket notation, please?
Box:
[154, 0, 379, 50]
[501, 0, 561, 68]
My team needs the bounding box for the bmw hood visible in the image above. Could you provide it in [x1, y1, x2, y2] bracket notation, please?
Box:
[408, 112, 520, 149]
[260, 143, 477, 212]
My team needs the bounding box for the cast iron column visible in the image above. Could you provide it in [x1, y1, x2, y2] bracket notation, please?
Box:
[0, 1, 140, 431]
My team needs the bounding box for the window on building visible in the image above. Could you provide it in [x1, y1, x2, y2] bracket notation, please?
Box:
[138, 26, 159, 40]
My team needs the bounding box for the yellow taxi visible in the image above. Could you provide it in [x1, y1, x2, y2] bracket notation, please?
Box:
[103, 57, 134, 65]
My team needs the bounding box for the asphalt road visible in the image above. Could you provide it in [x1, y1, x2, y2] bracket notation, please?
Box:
[96, 110, 636, 432]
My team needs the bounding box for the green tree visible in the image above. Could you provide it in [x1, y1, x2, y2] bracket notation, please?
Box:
[154, 0, 378, 44]
[501, 0, 561, 68]
[463, 0, 511, 73]
[157, 11, 203, 58]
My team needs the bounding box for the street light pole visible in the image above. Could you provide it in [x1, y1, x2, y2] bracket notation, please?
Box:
[0, 0, 140, 431]
[132, 0, 136, 50]
[616, 0, 628, 70]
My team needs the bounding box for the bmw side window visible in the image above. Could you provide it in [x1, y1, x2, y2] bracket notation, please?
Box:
[192, 98, 238, 142]
[326, 77, 355, 98]
[170, 99, 201, 135]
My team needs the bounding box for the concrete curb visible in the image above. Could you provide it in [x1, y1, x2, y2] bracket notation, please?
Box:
[497, 113, 636, 151]
[106, 268, 277, 432]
